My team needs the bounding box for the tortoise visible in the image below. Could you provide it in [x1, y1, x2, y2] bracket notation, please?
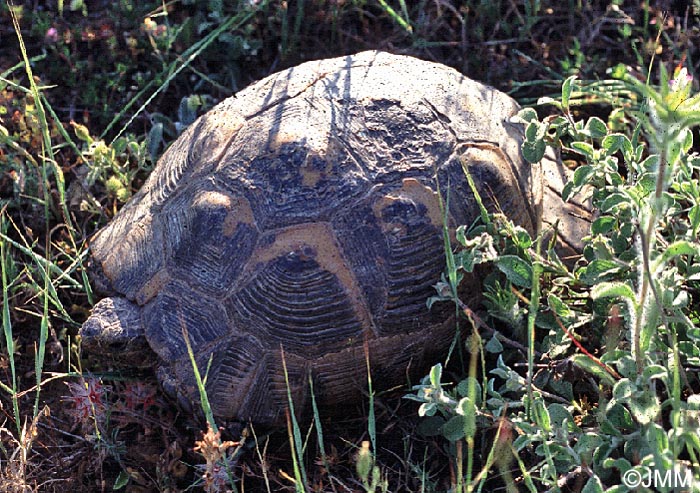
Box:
[81, 50, 588, 425]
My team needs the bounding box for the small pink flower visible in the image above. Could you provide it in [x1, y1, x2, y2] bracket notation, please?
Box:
[45, 27, 59, 44]
[63, 378, 110, 431]
[122, 381, 157, 411]
[669, 67, 692, 91]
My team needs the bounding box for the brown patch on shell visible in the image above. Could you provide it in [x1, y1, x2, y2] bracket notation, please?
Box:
[135, 269, 171, 305]
[245, 222, 374, 335]
[300, 154, 332, 188]
[188, 190, 256, 238]
[222, 197, 256, 237]
[372, 178, 443, 229]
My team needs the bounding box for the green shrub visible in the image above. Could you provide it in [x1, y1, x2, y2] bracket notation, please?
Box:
[410, 65, 700, 492]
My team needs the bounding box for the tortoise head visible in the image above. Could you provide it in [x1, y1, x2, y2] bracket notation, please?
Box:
[80, 297, 152, 368]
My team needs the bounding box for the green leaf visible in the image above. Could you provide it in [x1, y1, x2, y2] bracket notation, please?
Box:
[681, 127, 694, 152]
[655, 240, 700, 268]
[547, 293, 572, 319]
[591, 281, 636, 304]
[525, 120, 541, 141]
[614, 354, 638, 379]
[579, 260, 624, 285]
[537, 95, 560, 107]
[571, 354, 616, 386]
[429, 364, 442, 388]
[419, 402, 437, 417]
[629, 390, 660, 425]
[612, 378, 634, 400]
[689, 204, 700, 232]
[603, 482, 628, 492]
[571, 141, 596, 159]
[523, 135, 547, 163]
[495, 255, 533, 288]
[547, 403, 577, 430]
[455, 225, 467, 246]
[575, 433, 603, 464]
[562, 75, 576, 110]
[581, 476, 605, 493]
[634, 173, 656, 195]
[532, 398, 551, 432]
[512, 226, 533, 249]
[645, 423, 668, 452]
[457, 397, 477, 438]
[562, 180, 576, 202]
[668, 138, 683, 166]
[641, 364, 667, 382]
[417, 415, 445, 436]
[602, 133, 633, 157]
[600, 193, 631, 213]
[603, 457, 633, 474]
[585, 117, 608, 139]
[591, 215, 617, 235]
[572, 164, 595, 187]
[456, 377, 481, 402]
[113, 470, 130, 490]
[484, 333, 503, 353]
[515, 107, 539, 123]
[441, 415, 466, 441]
[605, 403, 635, 432]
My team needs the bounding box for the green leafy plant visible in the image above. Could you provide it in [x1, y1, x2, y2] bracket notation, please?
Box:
[356, 439, 389, 493]
[410, 63, 700, 492]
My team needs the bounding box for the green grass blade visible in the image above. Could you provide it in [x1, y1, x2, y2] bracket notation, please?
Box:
[181, 318, 239, 493]
[10, 7, 76, 236]
[105, 4, 264, 143]
[364, 342, 377, 457]
[181, 322, 217, 431]
[33, 270, 50, 418]
[376, 0, 412, 33]
[10, 6, 66, 424]
[281, 347, 309, 491]
[309, 375, 337, 492]
[526, 246, 542, 420]
[0, 231, 75, 323]
[0, 53, 46, 79]
[1, 213, 21, 437]
[462, 165, 491, 227]
[435, 178, 463, 368]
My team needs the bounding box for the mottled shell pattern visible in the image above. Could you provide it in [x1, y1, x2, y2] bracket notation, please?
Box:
[84, 51, 543, 424]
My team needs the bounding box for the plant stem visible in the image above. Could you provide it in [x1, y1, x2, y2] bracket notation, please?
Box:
[634, 139, 668, 374]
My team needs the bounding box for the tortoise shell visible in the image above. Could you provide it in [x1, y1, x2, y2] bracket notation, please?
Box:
[82, 50, 547, 424]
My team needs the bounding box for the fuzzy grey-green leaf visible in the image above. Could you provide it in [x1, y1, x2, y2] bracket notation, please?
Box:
[495, 255, 532, 288]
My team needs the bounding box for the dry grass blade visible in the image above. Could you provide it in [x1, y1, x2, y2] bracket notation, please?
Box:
[0, 406, 50, 493]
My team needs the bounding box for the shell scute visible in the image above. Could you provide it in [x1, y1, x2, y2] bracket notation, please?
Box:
[161, 188, 258, 296]
[91, 207, 165, 300]
[143, 283, 231, 362]
[228, 237, 367, 356]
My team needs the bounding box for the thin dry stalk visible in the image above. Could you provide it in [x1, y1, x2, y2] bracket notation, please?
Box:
[0, 407, 50, 493]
